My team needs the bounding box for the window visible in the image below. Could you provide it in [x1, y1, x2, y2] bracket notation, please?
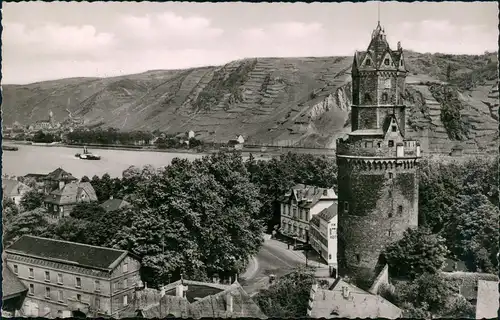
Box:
[75, 277, 82, 288]
[95, 280, 101, 292]
[57, 311, 63, 318]
[391, 125, 397, 132]
[388, 140, 394, 147]
[29, 284, 35, 295]
[123, 295, 128, 306]
[45, 287, 51, 299]
[384, 58, 390, 65]
[13, 265, 18, 274]
[45, 271, 51, 282]
[57, 273, 63, 284]
[398, 205, 403, 215]
[364, 93, 372, 104]
[344, 202, 349, 212]
[377, 142, 381, 148]
[29, 268, 34, 279]
[382, 92, 388, 102]
[356, 254, 361, 264]
[388, 230, 392, 236]
[389, 172, 393, 179]
[58, 290, 64, 302]
[365, 59, 371, 66]
[76, 294, 82, 302]
[123, 278, 128, 289]
[95, 297, 101, 310]
[329, 254, 332, 260]
[388, 211, 393, 218]
[306, 210, 310, 221]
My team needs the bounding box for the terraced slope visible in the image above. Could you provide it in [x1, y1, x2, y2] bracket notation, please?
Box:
[2, 51, 498, 153]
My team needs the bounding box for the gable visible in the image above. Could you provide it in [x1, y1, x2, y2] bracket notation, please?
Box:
[383, 115, 403, 139]
[379, 51, 395, 69]
[360, 52, 375, 68]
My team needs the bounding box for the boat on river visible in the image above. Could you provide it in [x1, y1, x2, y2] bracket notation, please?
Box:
[75, 146, 101, 160]
[2, 145, 19, 151]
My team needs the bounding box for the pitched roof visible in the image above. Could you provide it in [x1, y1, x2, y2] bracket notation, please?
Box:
[308, 279, 402, 319]
[2, 179, 31, 197]
[441, 272, 499, 301]
[120, 280, 267, 319]
[44, 167, 77, 182]
[279, 185, 337, 209]
[45, 182, 97, 205]
[475, 280, 499, 319]
[2, 265, 28, 300]
[317, 205, 338, 222]
[5, 235, 130, 271]
[101, 198, 131, 212]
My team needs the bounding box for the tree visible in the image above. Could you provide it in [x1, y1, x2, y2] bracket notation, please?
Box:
[80, 175, 91, 182]
[444, 189, 499, 273]
[111, 152, 265, 287]
[3, 208, 51, 246]
[2, 197, 19, 223]
[70, 202, 106, 220]
[20, 189, 46, 211]
[384, 227, 448, 279]
[255, 267, 316, 318]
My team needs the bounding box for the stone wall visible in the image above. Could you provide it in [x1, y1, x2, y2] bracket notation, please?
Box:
[336, 158, 419, 276]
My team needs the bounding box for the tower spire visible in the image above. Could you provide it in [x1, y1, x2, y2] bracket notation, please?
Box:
[377, 1, 381, 26]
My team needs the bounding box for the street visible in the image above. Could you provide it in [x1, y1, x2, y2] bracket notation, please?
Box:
[239, 237, 329, 296]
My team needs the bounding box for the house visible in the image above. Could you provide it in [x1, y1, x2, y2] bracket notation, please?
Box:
[279, 184, 337, 243]
[440, 271, 499, 306]
[4, 235, 141, 318]
[2, 265, 28, 317]
[227, 135, 245, 150]
[118, 279, 267, 319]
[43, 167, 78, 194]
[307, 278, 402, 319]
[475, 280, 499, 319]
[309, 205, 338, 277]
[2, 179, 32, 205]
[101, 196, 132, 212]
[44, 181, 98, 218]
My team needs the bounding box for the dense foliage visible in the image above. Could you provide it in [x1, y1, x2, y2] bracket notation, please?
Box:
[20, 189, 46, 211]
[31, 130, 62, 143]
[429, 84, 470, 140]
[66, 127, 153, 145]
[255, 267, 316, 318]
[384, 228, 448, 279]
[3, 208, 51, 246]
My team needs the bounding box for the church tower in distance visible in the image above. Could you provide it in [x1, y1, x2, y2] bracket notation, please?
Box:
[336, 23, 421, 277]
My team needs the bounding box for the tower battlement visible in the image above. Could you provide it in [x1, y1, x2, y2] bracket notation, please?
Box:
[336, 136, 420, 158]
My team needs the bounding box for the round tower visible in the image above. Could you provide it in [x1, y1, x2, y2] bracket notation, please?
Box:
[336, 24, 421, 277]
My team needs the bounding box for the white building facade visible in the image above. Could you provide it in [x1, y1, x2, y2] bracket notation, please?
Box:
[279, 184, 337, 243]
[309, 205, 338, 277]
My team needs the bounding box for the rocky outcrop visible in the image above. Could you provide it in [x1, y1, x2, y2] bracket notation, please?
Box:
[2, 52, 497, 153]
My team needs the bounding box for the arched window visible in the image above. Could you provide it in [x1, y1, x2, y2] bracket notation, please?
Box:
[365, 59, 371, 66]
[384, 58, 390, 66]
[364, 93, 372, 104]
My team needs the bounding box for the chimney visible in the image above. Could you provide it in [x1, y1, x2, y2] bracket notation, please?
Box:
[226, 293, 233, 313]
[342, 286, 350, 299]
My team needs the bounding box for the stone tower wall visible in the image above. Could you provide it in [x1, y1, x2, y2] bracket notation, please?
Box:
[336, 157, 419, 275]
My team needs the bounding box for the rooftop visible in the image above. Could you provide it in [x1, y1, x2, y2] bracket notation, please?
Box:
[5, 235, 130, 271]
[475, 280, 499, 319]
[2, 179, 31, 197]
[2, 265, 27, 300]
[308, 278, 402, 319]
[317, 205, 338, 222]
[100, 198, 131, 212]
[280, 184, 337, 208]
[45, 181, 97, 205]
[44, 167, 77, 182]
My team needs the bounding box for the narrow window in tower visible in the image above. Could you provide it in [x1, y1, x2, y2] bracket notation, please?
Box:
[344, 202, 349, 212]
[389, 172, 393, 179]
[388, 211, 393, 218]
[377, 142, 381, 148]
[398, 205, 403, 215]
[388, 230, 392, 236]
[364, 93, 372, 104]
[384, 59, 390, 66]
[366, 59, 371, 66]
[388, 140, 394, 147]
[382, 93, 388, 103]
[356, 254, 361, 264]
[392, 125, 397, 132]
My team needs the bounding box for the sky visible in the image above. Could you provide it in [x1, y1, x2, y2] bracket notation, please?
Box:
[2, 1, 498, 84]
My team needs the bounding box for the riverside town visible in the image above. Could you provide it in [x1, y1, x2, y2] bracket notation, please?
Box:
[2, 2, 498, 319]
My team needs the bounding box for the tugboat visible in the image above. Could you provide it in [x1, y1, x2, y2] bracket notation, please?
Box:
[75, 146, 101, 160]
[2, 145, 19, 151]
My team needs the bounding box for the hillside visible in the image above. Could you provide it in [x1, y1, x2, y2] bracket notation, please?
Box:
[2, 51, 498, 153]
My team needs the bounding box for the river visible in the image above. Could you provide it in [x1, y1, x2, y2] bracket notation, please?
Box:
[2, 143, 205, 179]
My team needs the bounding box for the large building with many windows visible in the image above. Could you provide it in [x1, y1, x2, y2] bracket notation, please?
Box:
[4, 235, 141, 318]
[309, 205, 338, 277]
[279, 184, 337, 242]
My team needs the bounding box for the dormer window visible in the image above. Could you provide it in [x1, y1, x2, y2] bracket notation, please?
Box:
[388, 140, 394, 147]
[384, 59, 390, 66]
[392, 125, 397, 132]
[366, 59, 371, 66]
[382, 93, 388, 102]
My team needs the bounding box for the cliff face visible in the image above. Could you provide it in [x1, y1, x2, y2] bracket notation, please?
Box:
[2, 52, 497, 153]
